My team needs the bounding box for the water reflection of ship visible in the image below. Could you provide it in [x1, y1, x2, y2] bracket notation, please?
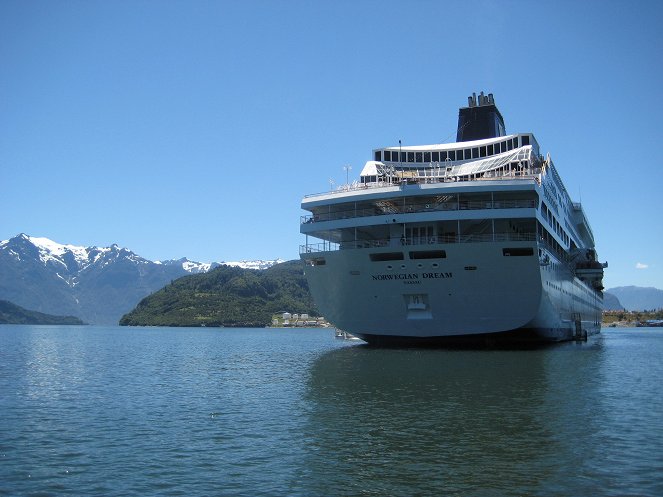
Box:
[295, 343, 604, 495]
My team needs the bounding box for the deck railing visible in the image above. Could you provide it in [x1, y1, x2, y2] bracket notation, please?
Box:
[302, 169, 542, 200]
[301, 199, 537, 224]
[300, 232, 537, 254]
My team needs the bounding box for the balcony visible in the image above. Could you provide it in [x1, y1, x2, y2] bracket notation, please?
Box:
[301, 199, 537, 225]
[300, 232, 537, 254]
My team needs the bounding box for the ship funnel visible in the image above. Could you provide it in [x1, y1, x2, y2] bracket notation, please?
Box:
[456, 91, 506, 142]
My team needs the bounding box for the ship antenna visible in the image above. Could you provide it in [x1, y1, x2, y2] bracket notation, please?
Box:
[343, 165, 352, 187]
[440, 127, 460, 144]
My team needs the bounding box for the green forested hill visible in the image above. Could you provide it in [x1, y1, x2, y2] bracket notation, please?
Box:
[0, 300, 86, 325]
[119, 260, 318, 327]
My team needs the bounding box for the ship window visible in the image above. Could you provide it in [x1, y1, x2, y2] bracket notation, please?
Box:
[416, 152, 423, 162]
[409, 250, 447, 259]
[448, 150, 456, 161]
[503, 248, 534, 257]
[374, 150, 381, 161]
[500, 141, 506, 153]
[432, 151, 439, 162]
[487, 144, 494, 155]
[507, 140, 513, 151]
[472, 148, 479, 158]
[512, 138, 518, 149]
[522, 135, 530, 145]
[480, 146, 487, 158]
[407, 152, 415, 162]
[440, 151, 448, 161]
[370, 252, 404, 262]
[424, 152, 431, 162]
[384, 150, 392, 161]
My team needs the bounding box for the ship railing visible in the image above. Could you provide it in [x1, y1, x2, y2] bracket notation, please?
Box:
[300, 242, 340, 253]
[301, 199, 537, 224]
[536, 237, 574, 265]
[302, 167, 543, 200]
[299, 232, 537, 254]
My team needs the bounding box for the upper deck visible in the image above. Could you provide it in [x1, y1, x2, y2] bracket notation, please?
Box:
[371, 133, 538, 166]
[300, 92, 601, 266]
[302, 136, 542, 209]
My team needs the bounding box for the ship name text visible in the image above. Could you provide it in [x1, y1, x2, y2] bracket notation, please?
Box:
[371, 272, 453, 282]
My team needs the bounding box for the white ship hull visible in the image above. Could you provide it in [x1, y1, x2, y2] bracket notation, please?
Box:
[299, 93, 605, 345]
[302, 241, 601, 345]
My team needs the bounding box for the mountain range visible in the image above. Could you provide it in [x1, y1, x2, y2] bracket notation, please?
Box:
[604, 286, 663, 312]
[0, 234, 283, 325]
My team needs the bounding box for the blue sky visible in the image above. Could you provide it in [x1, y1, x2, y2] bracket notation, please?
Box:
[1, 0, 662, 289]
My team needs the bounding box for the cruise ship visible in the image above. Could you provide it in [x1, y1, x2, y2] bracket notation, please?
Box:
[300, 93, 606, 345]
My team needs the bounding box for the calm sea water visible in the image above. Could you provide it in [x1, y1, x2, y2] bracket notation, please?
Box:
[1, 325, 662, 497]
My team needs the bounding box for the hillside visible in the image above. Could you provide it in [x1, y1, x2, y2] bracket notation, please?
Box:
[0, 300, 85, 325]
[119, 260, 317, 327]
[602, 292, 625, 311]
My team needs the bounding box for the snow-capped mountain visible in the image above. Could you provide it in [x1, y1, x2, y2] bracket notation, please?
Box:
[158, 257, 218, 274]
[0, 234, 283, 325]
[157, 257, 285, 272]
[218, 259, 286, 271]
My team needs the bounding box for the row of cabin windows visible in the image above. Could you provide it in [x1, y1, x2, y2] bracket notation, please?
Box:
[374, 136, 529, 163]
[538, 221, 567, 262]
[541, 201, 571, 248]
[333, 219, 539, 246]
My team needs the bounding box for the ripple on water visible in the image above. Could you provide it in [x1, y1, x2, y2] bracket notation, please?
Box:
[0, 326, 662, 496]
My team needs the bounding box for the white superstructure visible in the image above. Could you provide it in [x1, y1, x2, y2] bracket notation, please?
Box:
[300, 93, 606, 345]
